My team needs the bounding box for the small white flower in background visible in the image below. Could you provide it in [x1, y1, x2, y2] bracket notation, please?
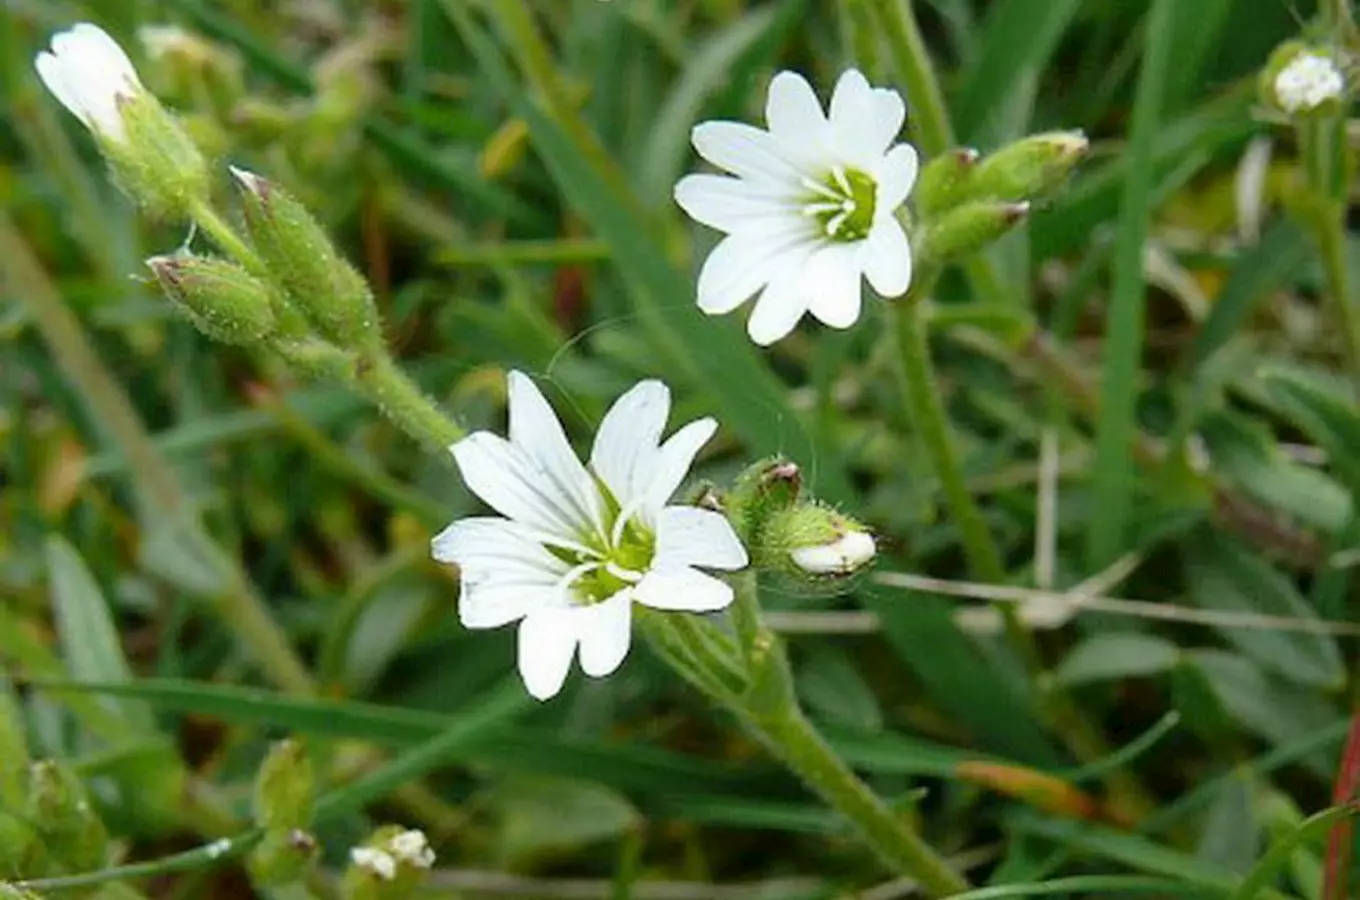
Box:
[1274, 52, 1345, 113]
[674, 69, 919, 345]
[388, 829, 436, 869]
[433, 372, 749, 700]
[791, 530, 876, 576]
[351, 847, 398, 881]
[35, 23, 145, 142]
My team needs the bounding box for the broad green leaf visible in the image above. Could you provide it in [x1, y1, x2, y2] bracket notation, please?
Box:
[1196, 773, 1258, 876]
[1263, 368, 1360, 493]
[861, 587, 1061, 765]
[1054, 634, 1180, 686]
[1184, 535, 1345, 689]
[1190, 651, 1339, 778]
[46, 536, 155, 733]
[490, 776, 640, 862]
[796, 644, 884, 732]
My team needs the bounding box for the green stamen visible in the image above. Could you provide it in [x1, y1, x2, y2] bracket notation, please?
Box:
[803, 166, 877, 242]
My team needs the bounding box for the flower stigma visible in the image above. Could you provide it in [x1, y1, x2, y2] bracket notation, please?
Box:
[802, 165, 877, 241]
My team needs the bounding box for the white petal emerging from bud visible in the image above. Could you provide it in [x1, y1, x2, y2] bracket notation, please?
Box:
[388, 829, 436, 868]
[790, 530, 876, 575]
[351, 847, 397, 881]
[35, 23, 144, 142]
[1274, 52, 1345, 113]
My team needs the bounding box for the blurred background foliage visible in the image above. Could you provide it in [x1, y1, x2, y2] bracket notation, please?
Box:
[3, 0, 1360, 897]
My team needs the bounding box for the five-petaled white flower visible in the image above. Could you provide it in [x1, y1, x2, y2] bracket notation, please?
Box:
[1274, 52, 1346, 113]
[674, 69, 919, 346]
[432, 372, 749, 700]
[35, 23, 145, 143]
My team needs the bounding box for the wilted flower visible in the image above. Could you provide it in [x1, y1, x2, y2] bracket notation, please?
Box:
[433, 372, 748, 700]
[1274, 51, 1345, 113]
[675, 69, 918, 345]
[35, 23, 144, 142]
[388, 829, 435, 868]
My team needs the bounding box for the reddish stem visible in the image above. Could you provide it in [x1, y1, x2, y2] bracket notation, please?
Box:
[1324, 711, 1360, 900]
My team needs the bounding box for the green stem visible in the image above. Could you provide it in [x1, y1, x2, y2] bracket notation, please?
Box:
[0, 215, 315, 696]
[891, 298, 1007, 582]
[354, 352, 466, 452]
[648, 579, 967, 895]
[751, 709, 967, 895]
[874, 0, 955, 156]
[188, 198, 263, 272]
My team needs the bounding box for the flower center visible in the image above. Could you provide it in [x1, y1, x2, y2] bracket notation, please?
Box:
[801, 165, 877, 242]
[547, 480, 656, 606]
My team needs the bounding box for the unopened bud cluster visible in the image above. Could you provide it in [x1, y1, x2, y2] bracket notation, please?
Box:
[1260, 41, 1349, 117]
[342, 825, 436, 900]
[912, 131, 1088, 267]
[724, 457, 877, 584]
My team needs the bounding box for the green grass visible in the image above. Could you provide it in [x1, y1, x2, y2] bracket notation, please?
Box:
[2, 0, 1359, 898]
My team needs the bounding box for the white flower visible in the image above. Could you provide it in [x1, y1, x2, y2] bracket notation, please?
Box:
[35, 23, 145, 143]
[388, 829, 436, 869]
[674, 69, 919, 346]
[790, 530, 876, 575]
[351, 847, 397, 881]
[1274, 52, 1345, 113]
[432, 372, 749, 700]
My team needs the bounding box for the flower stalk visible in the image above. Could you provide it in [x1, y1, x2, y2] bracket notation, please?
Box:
[640, 579, 968, 896]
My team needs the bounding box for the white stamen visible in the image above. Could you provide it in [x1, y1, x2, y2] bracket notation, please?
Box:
[556, 560, 603, 601]
[605, 561, 645, 583]
[831, 165, 852, 195]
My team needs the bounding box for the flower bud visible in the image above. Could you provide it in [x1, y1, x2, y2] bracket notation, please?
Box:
[247, 828, 319, 888]
[725, 457, 803, 547]
[230, 167, 379, 348]
[790, 530, 876, 576]
[253, 739, 314, 832]
[914, 147, 980, 217]
[763, 505, 877, 579]
[26, 760, 109, 871]
[967, 131, 1089, 204]
[341, 826, 436, 900]
[36, 24, 209, 217]
[148, 255, 277, 346]
[917, 200, 1029, 266]
[1260, 41, 1347, 116]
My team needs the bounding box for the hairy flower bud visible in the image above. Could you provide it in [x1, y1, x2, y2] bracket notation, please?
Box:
[725, 457, 803, 548]
[148, 255, 277, 346]
[253, 739, 314, 832]
[917, 200, 1030, 266]
[966, 131, 1089, 204]
[27, 760, 109, 871]
[914, 147, 980, 217]
[764, 504, 877, 580]
[36, 24, 208, 217]
[230, 167, 379, 348]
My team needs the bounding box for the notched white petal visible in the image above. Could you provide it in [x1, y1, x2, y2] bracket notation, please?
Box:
[577, 591, 633, 677]
[591, 380, 670, 510]
[506, 371, 602, 535]
[804, 243, 863, 329]
[654, 506, 748, 570]
[642, 418, 717, 516]
[862, 219, 913, 298]
[517, 609, 579, 700]
[635, 566, 735, 613]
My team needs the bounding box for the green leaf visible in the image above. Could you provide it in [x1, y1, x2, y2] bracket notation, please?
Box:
[1184, 534, 1345, 689]
[45, 536, 155, 734]
[860, 587, 1061, 765]
[1054, 634, 1180, 686]
[953, 0, 1084, 146]
[1263, 367, 1360, 492]
[796, 645, 884, 732]
[1089, 0, 1191, 567]
[636, 3, 788, 204]
[490, 776, 640, 862]
[1196, 773, 1258, 876]
[1233, 803, 1359, 900]
[1190, 651, 1339, 778]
